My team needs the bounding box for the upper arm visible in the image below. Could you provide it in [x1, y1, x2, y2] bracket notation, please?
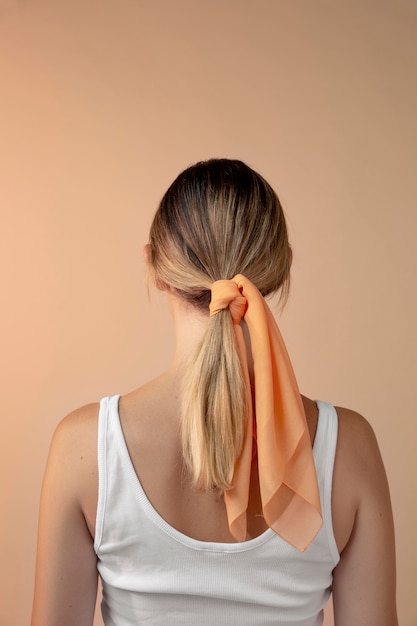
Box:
[31, 404, 100, 626]
[332, 409, 398, 626]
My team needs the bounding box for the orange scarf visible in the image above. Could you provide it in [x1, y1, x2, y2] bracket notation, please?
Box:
[209, 275, 322, 551]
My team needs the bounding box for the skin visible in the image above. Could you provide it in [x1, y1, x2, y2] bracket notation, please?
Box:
[31, 292, 398, 626]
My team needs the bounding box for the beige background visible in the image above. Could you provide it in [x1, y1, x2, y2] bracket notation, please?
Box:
[1, 1, 416, 625]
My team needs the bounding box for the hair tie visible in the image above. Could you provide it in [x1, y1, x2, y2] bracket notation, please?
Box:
[209, 275, 322, 551]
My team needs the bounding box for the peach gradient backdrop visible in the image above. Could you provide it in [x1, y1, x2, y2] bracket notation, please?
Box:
[1, 1, 416, 625]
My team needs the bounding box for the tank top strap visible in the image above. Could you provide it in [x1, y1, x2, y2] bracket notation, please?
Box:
[94, 395, 121, 552]
[313, 401, 340, 565]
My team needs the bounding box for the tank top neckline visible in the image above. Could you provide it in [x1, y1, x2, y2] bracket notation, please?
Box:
[103, 395, 331, 553]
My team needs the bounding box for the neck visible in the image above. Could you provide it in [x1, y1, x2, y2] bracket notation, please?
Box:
[166, 292, 210, 377]
[164, 291, 254, 381]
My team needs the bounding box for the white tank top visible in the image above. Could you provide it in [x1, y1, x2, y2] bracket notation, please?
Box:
[94, 396, 340, 626]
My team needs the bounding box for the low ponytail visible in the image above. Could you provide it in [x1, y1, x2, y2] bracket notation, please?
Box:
[148, 158, 291, 492]
[181, 308, 247, 491]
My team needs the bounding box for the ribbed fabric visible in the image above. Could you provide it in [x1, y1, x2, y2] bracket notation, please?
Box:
[94, 396, 340, 626]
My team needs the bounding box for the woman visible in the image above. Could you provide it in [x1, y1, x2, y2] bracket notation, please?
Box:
[31, 159, 397, 625]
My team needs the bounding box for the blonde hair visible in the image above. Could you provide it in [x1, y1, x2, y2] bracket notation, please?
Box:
[148, 159, 291, 490]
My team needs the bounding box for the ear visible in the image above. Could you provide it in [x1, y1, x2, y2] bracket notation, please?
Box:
[143, 243, 169, 292]
[143, 243, 151, 265]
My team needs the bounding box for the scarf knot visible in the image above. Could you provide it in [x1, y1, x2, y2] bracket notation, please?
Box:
[209, 277, 247, 325]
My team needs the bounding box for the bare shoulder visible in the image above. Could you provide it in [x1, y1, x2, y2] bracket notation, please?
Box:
[51, 401, 101, 474]
[330, 404, 393, 556]
[335, 404, 379, 442]
[50, 403, 100, 474]
[53, 401, 100, 441]
[48, 402, 100, 479]
[333, 405, 387, 502]
[46, 402, 100, 533]
[331, 405, 397, 625]
[334, 405, 382, 469]
[32, 403, 101, 626]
